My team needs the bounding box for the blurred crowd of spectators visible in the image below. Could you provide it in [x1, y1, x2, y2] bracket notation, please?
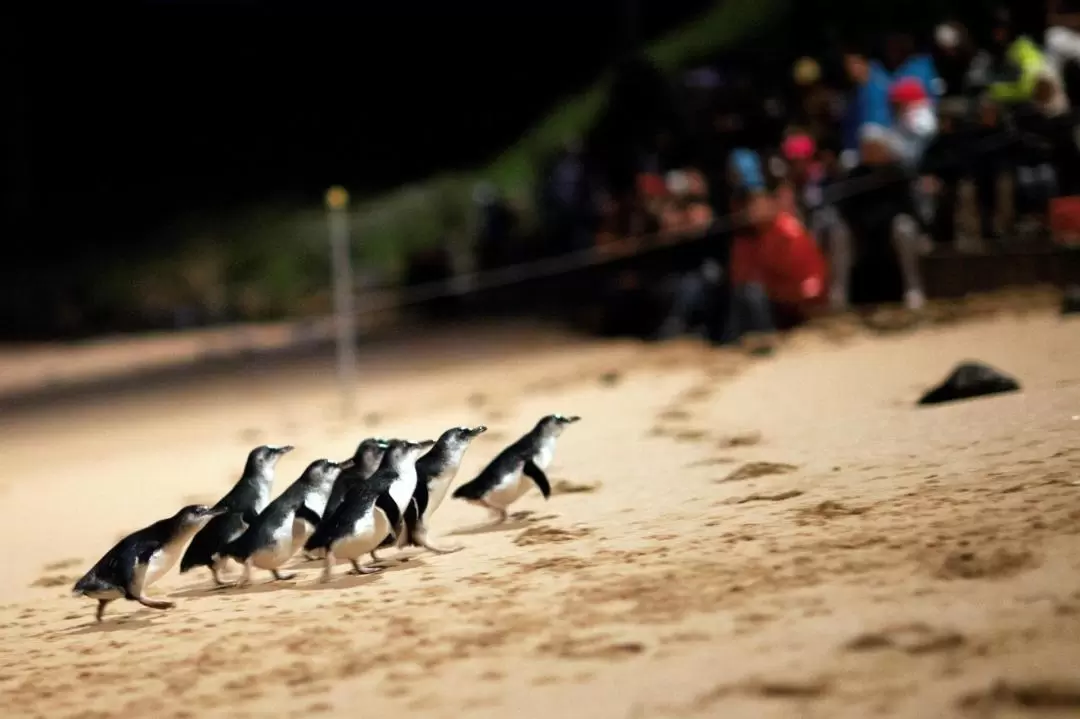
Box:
[464, 7, 1080, 348]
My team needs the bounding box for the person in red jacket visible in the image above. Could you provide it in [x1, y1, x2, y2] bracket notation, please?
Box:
[729, 191, 828, 320]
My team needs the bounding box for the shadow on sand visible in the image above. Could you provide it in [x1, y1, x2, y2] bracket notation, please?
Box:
[448, 519, 533, 536]
[61, 613, 158, 636]
[172, 558, 428, 598]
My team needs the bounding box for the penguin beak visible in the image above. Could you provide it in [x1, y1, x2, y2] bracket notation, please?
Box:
[206, 506, 229, 518]
[468, 425, 488, 437]
[560, 415, 581, 424]
[275, 445, 295, 455]
[338, 458, 355, 470]
[415, 439, 436, 451]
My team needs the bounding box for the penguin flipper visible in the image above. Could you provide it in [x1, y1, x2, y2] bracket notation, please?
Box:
[523, 460, 552, 499]
[296, 504, 322, 530]
[181, 513, 241, 572]
[412, 479, 430, 522]
[112, 542, 145, 601]
[375, 493, 402, 539]
[401, 497, 421, 546]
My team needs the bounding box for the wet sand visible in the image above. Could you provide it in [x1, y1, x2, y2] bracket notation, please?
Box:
[1, 291, 1078, 718]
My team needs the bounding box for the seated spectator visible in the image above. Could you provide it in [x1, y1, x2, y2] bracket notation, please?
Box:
[659, 169, 714, 238]
[829, 124, 927, 312]
[722, 190, 828, 346]
[776, 132, 826, 225]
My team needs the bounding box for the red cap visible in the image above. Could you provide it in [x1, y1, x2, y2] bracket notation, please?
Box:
[889, 77, 927, 105]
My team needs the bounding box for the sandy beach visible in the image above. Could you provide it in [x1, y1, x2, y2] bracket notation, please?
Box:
[1, 291, 1078, 719]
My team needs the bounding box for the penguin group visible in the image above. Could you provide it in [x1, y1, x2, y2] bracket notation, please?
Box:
[72, 414, 581, 622]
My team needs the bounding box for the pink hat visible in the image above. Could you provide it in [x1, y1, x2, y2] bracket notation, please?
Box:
[782, 134, 816, 161]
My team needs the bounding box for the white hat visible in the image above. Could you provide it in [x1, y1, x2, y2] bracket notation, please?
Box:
[935, 24, 960, 49]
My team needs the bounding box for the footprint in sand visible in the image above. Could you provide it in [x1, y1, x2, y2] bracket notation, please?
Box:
[552, 479, 601, 495]
[716, 431, 763, 449]
[536, 633, 646, 660]
[657, 408, 692, 422]
[722, 490, 804, 505]
[844, 622, 966, 654]
[30, 574, 79, 588]
[513, 526, 593, 547]
[795, 500, 872, 521]
[958, 678, 1080, 711]
[686, 456, 737, 468]
[43, 558, 82, 572]
[929, 546, 1038, 580]
[718, 461, 798, 483]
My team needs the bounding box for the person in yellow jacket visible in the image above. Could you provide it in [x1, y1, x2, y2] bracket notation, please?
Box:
[986, 8, 1053, 105]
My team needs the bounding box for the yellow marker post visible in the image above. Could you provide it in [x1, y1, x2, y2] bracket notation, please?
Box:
[326, 185, 357, 417]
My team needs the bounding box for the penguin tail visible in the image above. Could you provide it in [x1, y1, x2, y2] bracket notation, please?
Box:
[452, 483, 477, 500]
[72, 572, 106, 597]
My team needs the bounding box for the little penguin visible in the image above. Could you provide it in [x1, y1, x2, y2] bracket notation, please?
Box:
[452, 414, 580, 523]
[324, 438, 390, 525]
[305, 438, 391, 562]
[73, 504, 227, 622]
[180, 444, 294, 586]
[220, 457, 349, 586]
[392, 425, 487, 555]
[304, 438, 433, 582]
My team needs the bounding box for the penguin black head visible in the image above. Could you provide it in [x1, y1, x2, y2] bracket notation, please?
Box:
[383, 438, 437, 466]
[302, 458, 351, 489]
[538, 414, 581, 436]
[175, 504, 229, 527]
[353, 437, 390, 468]
[245, 442, 295, 475]
[250, 444, 294, 468]
[438, 425, 487, 449]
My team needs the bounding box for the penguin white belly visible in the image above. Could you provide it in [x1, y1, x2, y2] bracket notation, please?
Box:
[331, 508, 389, 559]
[533, 440, 556, 471]
[388, 470, 418, 514]
[253, 486, 271, 514]
[485, 471, 533, 509]
[251, 519, 296, 569]
[142, 541, 186, 588]
[290, 517, 317, 556]
[305, 492, 329, 520]
[424, 473, 456, 522]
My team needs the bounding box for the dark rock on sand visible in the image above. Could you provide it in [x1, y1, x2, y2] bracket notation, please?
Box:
[1063, 286, 1080, 316]
[917, 361, 1021, 406]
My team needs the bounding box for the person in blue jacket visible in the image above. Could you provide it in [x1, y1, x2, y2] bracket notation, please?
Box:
[840, 37, 943, 161]
[841, 44, 894, 156]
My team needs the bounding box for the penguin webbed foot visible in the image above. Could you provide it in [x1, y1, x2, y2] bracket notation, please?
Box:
[95, 600, 112, 623]
[136, 596, 175, 611]
[348, 559, 382, 575]
[210, 566, 234, 589]
[271, 570, 297, 582]
[416, 528, 463, 554]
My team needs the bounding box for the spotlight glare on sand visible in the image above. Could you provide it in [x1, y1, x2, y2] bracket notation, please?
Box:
[326, 185, 357, 418]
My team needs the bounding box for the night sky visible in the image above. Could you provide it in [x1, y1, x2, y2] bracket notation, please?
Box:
[3, 0, 713, 262]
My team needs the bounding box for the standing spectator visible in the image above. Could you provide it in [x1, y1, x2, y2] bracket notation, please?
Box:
[829, 124, 927, 312]
[883, 32, 944, 103]
[840, 43, 893, 162]
[888, 77, 939, 172]
[986, 8, 1050, 107]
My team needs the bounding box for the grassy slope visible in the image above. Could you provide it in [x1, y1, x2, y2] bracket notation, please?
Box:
[352, 0, 786, 269]
[113, 0, 785, 326]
